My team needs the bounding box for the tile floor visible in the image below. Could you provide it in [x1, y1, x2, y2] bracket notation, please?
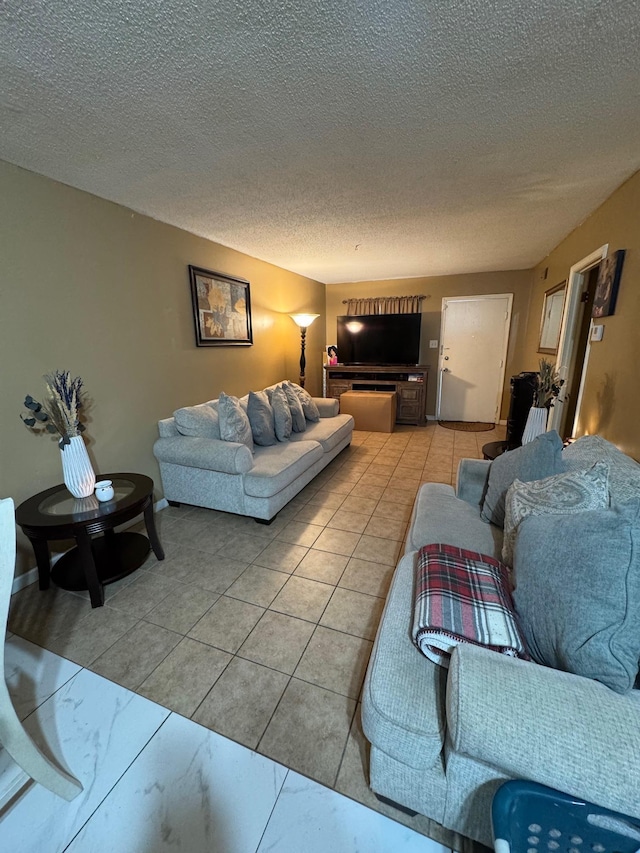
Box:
[6, 423, 504, 852]
[1, 635, 450, 852]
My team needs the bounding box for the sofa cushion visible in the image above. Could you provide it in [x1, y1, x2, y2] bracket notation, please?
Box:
[218, 392, 254, 452]
[407, 483, 503, 559]
[361, 551, 447, 769]
[513, 500, 640, 694]
[502, 461, 610, 566]
[173, 402, 220, 439]
[288, 413, 354, 454]
[269, 385, 292, 441]
[563, 434, 640, 503]
[283, 382, 307, 432]
[243, 440, 324, 498]
[481, 431, 564, 528]
[286, 380, 320, 422]
[247, 390, 277, 447]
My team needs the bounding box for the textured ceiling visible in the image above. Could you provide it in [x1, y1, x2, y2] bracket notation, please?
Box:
[1, 1, 639, 283]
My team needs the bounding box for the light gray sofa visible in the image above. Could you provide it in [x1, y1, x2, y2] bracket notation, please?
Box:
[362, 435, 640, 847]
[153, 390, 353, 521]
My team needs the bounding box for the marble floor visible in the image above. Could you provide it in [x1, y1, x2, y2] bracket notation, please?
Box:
[6, 423, 504, 852]
[1, 634, 451, 852]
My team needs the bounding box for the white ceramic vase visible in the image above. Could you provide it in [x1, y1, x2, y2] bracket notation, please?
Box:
[60, 435, 96, 498]
[521, 406, 548, 445]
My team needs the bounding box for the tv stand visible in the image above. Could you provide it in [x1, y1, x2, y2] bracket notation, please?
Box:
[324, 365, 429, 425]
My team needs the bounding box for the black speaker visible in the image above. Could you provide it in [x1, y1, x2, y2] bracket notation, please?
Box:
[507, 372, 538, 449]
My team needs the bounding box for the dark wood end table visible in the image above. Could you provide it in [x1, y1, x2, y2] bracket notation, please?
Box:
[482, 440, 510, 460]
[15, 473, 164, 608]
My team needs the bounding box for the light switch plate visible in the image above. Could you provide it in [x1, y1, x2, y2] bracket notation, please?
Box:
[591, 324, 604, 341]
[429, 340, 438, 348]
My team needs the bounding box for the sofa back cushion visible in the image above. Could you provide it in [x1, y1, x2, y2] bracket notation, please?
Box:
[563, 434, 640, 503]
[173, 402, 221, 439]
[247, 390, 277, 446]
[481, 430, 564, 528]
[218, 392, 254, 451]
[502, 461, 610, 566]
[513, 500, 640, 694]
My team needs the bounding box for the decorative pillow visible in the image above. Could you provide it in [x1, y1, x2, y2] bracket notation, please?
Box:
[481, 430, 564, 528]
[502, 461, 610, 566]
[173, 403, 220, 439]
[282, 382, 307, 433]
[513, 500, 640, 694]
[563, 434, 640, 503]
[285, 380, 320, 422]
[217, 392, 254, 451]
[270, 385, 292, 441]
[246, 390, 277, 446]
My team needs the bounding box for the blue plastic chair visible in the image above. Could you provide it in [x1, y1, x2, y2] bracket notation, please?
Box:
[492, 781, 640, 853]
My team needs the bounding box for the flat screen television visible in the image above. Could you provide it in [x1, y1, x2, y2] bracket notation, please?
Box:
[336, 313, 422, 365]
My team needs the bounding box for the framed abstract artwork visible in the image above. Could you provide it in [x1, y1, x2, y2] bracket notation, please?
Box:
[188, 265, 253, 347]
[592, 249, 626, 318]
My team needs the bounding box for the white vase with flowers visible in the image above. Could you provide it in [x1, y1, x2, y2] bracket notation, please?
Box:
[21, 371, 95, 498]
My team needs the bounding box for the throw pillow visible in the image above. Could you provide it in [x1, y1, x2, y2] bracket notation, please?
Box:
[502, 461, 610, 567]
[513, 500, 640, 694]
[282, 382, 307, 433]
[480, 430, 564, 528]
[173, 403, 221, 439]
[285, 380, 320, 422]
[246, 390, 277, 446]
[217, 392, 254, 452]
[270, 385, 292, 441]
[563, 434, 640, 503]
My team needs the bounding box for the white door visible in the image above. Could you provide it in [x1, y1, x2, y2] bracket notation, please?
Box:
[437, 294, 513, 423]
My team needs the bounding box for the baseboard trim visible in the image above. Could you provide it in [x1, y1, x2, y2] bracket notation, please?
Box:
[11, 497, 169, 595]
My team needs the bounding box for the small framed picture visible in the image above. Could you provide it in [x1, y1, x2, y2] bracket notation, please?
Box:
[326, 344, 339, 365]
[188, 265, 253, 347]
[592, 250, 625, 318]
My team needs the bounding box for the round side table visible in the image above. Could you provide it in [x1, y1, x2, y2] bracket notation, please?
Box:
[482, 440, 510, 460]
[15, 473, 164, 608]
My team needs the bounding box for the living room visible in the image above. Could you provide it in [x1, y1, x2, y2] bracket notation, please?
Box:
[2, 2, 640, 851]
[2, 161, 639, 564]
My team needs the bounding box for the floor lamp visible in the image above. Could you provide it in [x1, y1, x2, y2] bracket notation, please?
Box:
[290, 314, 319, 388]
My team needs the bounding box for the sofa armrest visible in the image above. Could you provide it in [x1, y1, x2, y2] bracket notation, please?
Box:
[153, 436, 254, 474]
[446, 643, 640, 817]
[314, 397, 339, 417]
[455, 458, 490, 508]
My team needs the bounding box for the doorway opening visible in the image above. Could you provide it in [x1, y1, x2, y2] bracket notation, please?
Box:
[547, 245, 608, 438]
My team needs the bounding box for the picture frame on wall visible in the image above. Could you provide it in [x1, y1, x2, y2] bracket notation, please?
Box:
[188, 265, 253, 347]
[592, 249, 626, 318]
[538, 280, 566, 354]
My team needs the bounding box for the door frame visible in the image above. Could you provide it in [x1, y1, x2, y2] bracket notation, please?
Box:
[436, 293, 513, 423]
[547, 244, 608, 435]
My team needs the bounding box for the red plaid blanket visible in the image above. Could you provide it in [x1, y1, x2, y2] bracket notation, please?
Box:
[412, 544, 529, 667]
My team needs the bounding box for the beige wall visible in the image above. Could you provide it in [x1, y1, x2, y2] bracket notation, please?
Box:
[0, 161, 325, 575]
[326, 271, 535, 418]
[522, 171, 640, 459]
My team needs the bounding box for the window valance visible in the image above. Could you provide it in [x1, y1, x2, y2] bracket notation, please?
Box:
[342, 295, 428, 315]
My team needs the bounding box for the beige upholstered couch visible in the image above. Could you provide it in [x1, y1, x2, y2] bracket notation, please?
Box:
[153, 388, 353, 521]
